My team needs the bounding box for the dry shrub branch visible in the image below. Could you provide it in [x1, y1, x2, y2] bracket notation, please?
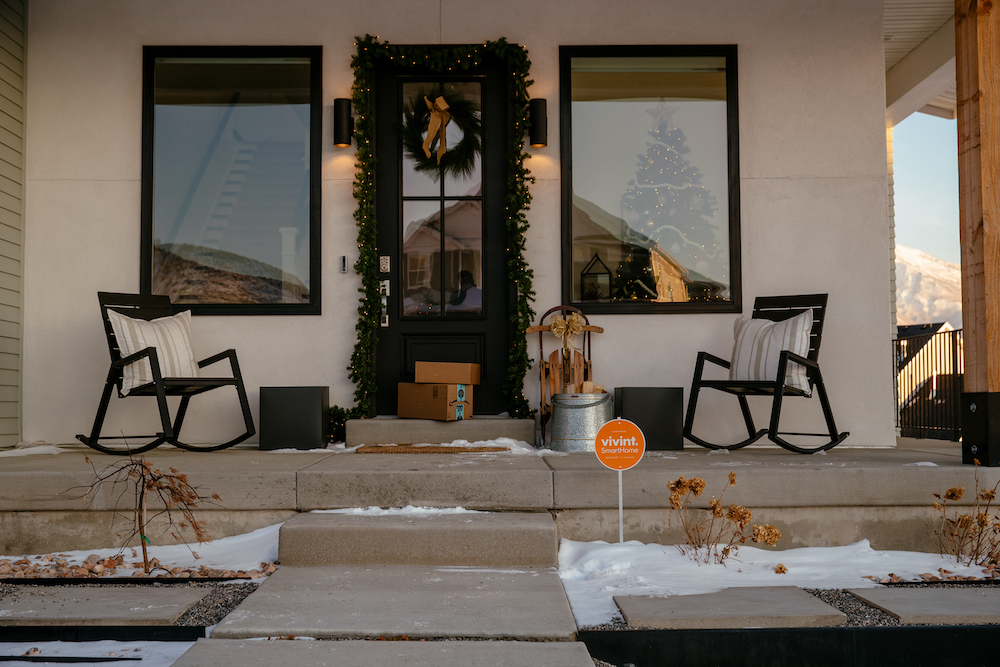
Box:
[929, 460, 1000, 567]
[70, 454, 221, 573]
[667, 472, 781, 564]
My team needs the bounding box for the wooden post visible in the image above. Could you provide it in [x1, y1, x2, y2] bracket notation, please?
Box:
[957, 0, 1000, 464]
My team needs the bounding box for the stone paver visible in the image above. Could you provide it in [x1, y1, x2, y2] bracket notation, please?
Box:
[211, 565, 578, 640]
[614, 586, 846, 629]
[172, 638, 593, 667]
[279, 511, 558, 566]
[848, 587, 1000, 625]
[0, 586, 209, 625]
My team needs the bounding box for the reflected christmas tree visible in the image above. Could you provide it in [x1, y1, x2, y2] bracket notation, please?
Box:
[619, 100, 724, 301]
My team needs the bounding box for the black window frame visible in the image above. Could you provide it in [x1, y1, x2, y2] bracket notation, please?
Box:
[559, 44, 742, 314]
[140, 45, 323, 316]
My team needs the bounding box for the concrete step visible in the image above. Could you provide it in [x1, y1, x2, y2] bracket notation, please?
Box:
[297, 453, 553, 510]
[174, 639, 595, 666]
[211, 565, 578, 640]
[278, 511, 558, 566]
[345, 417, 535, 447]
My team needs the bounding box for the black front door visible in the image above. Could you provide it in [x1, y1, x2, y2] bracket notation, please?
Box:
[374, 57, 510, 415]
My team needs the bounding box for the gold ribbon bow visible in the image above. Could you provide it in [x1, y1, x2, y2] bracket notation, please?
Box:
[549, 312, 585, 354]
[422, 96, 451, 164]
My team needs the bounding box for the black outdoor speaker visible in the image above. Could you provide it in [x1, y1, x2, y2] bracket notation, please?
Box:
[960, 392, 1000, 466]
[260, 386, 330, 450]
[614, 386, 684, 450]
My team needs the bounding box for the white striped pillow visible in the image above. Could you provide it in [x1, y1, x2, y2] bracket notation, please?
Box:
[729, 309, 813, 392]
[106, 308, 199, 395]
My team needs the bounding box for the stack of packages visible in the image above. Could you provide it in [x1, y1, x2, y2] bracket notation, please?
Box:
[397, 362, 479, 421]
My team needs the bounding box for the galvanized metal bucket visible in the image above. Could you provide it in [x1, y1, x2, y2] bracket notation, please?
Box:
[549, 393, 614, 452]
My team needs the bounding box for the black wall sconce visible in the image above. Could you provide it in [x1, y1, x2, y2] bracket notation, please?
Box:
[529, 98, 547, 148]
[334, 98, 354, 148]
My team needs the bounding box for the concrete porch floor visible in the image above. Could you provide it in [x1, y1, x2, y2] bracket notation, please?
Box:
[0, 437, 989, 555]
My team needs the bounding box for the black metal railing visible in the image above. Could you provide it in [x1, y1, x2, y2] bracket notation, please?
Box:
[894, 328, 963, 441]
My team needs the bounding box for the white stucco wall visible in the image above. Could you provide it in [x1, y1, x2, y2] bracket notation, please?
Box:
[21, 0, 894, 447]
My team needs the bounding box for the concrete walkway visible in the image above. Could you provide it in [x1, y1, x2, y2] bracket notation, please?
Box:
[210, 564, 579, 640]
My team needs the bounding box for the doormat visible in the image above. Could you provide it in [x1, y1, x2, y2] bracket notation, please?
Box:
[355, 444, 508, 454]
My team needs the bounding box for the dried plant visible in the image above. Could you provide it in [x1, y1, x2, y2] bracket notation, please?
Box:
[928, 460, 1000, 567]
[666, 472, 781, 564]
[70, 454, 221, 573]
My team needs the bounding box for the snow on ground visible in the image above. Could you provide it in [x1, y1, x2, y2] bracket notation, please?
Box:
[0, 641, 193, 667]
[0, 444, 68, 457]
[558, 538, 991, 627]
[0, 523, 281, 577]
[315, 506, 484, 515]
[327, 437, 567, 456]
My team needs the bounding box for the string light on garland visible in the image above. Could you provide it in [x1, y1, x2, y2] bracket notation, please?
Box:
[344, 34, 536, 419]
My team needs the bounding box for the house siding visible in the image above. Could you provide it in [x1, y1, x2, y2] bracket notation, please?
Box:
[21, 0, 895, 448]
[0, 0, 22, 447]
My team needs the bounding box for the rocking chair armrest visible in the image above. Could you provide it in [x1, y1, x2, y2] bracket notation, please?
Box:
[699, 351, 732, 369]
[198, 349, 237, 369]
[779, 350, 818, 371]
[112, 346, 160, 369]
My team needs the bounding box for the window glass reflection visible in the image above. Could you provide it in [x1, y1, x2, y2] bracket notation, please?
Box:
[152, 57, 311, 305]
[570, 56, 731, 305]
[402, 200, 444, 315]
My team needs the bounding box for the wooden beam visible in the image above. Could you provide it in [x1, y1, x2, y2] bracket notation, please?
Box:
[957, 0, 1000, 392]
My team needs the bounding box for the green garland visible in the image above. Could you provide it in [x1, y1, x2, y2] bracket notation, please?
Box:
[348, 35, 536, 418]
[401, 87, 482, 180]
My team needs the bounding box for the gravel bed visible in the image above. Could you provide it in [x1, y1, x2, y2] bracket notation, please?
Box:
[0, 580, 258, 627]
[805, 589, 899, 627]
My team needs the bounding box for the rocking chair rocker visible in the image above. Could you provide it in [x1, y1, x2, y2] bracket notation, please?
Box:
[683, 294, 849, 454]
[76, 292, 255, 454]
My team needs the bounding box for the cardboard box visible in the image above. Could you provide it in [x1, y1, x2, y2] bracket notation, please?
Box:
[414, 361, 481, 385]
[398, 382, 474, 421]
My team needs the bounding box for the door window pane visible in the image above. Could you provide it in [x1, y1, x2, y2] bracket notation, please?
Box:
[401, 81, 482, 198]
[441, 199, 483, 314]
[402, 200, 444, 315]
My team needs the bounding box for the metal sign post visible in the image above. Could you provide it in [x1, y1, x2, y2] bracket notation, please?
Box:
[594, 418, 646, 544]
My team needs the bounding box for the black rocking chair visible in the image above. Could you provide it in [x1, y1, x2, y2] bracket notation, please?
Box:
[76, 292, 256, 454]
[683, 294, 849, 454]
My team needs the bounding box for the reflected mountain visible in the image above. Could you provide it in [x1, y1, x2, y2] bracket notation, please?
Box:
[153, 243, 308, 304]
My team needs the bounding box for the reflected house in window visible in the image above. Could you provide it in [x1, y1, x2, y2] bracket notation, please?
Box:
[401, 194, 483, 316]
[572, 194, 696, 304]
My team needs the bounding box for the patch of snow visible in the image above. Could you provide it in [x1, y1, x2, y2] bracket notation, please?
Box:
[0, 445, 67, 457]
[558, 538, 989, 627]
[0, 523, 282, 577]
[0, 641, 193, 667]
[313, 506, 484, 516]
[903, 461, 939, 467]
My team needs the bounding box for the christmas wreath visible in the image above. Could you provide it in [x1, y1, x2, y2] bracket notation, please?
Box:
[400, 87, 482, 181]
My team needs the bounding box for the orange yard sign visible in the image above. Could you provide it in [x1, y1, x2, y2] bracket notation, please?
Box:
[595, 418, 646, 471]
